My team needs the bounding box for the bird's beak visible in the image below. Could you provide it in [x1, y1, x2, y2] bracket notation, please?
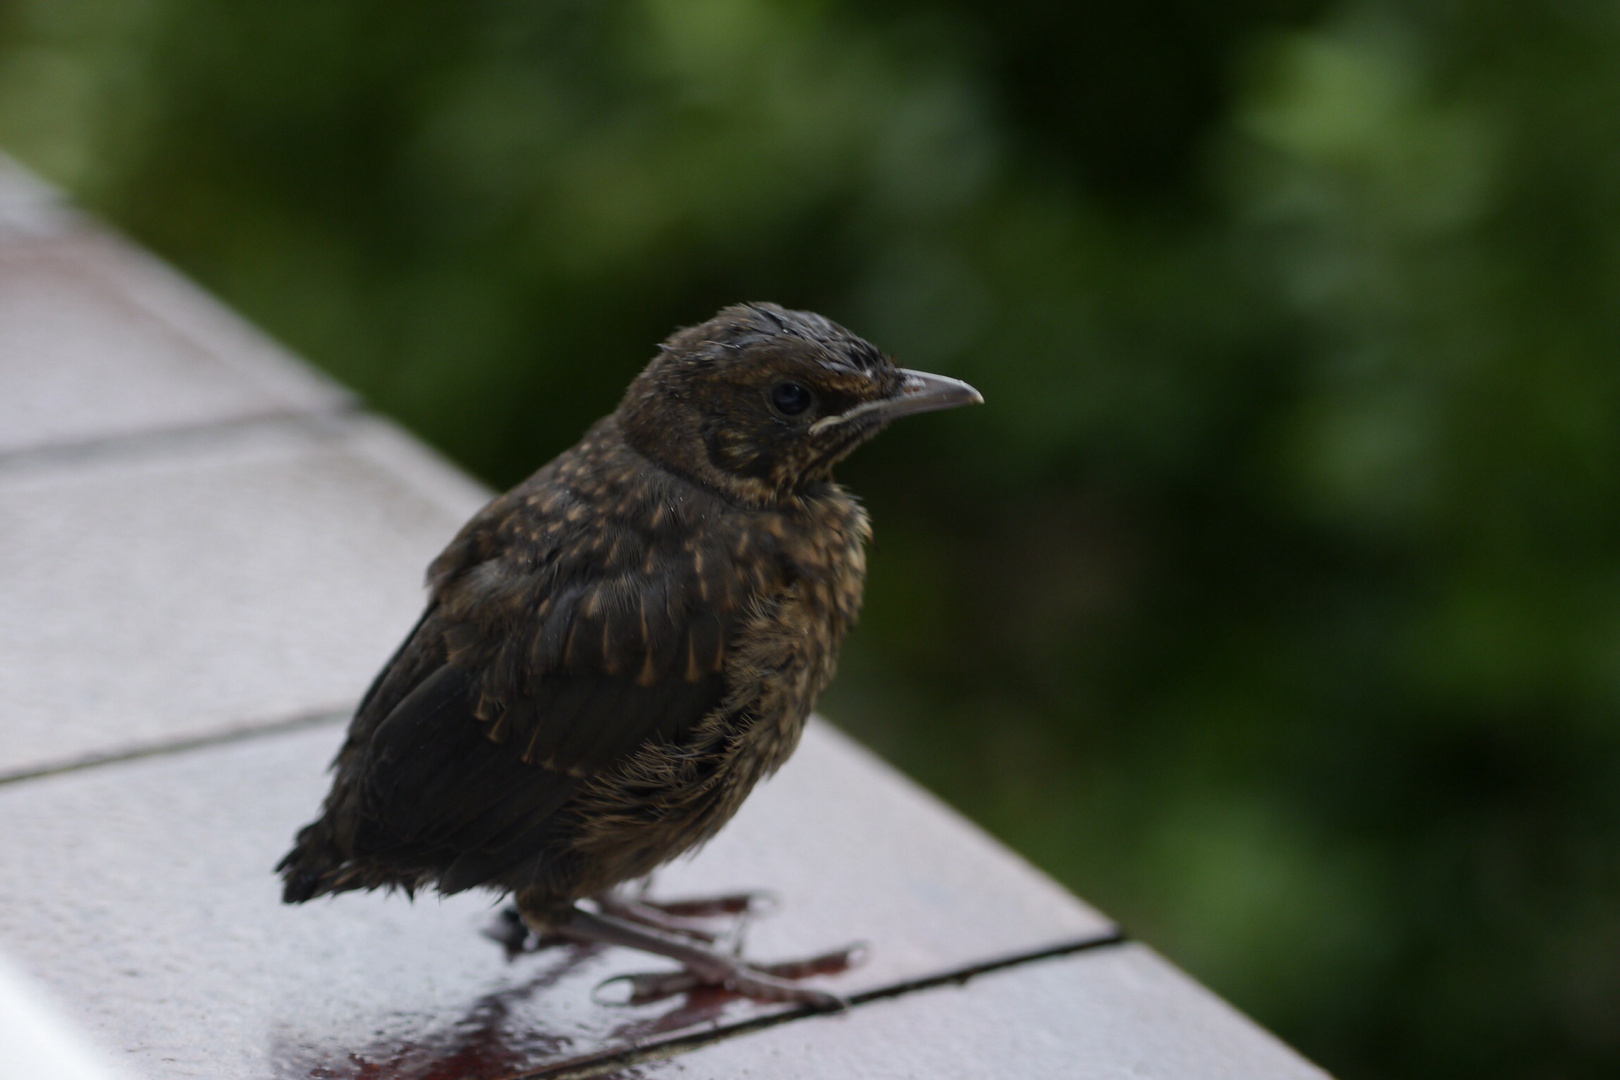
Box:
[809, 369, 983, 434]
[884, 369, 985, 420]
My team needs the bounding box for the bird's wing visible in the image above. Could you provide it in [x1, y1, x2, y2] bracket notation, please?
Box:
[343, 477, 765, 893]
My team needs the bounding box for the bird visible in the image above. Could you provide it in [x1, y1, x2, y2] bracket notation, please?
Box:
[277, 302, 981, 1006]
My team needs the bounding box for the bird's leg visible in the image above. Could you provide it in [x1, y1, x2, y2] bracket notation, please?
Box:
[592, 888, 776, 943]
[532, 903, 859, 1009]
[592, 893, 719, 943]
[486, 887, 769, 957]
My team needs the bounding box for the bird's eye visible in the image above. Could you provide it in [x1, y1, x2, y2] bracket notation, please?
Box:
[770, 381, 814, 417]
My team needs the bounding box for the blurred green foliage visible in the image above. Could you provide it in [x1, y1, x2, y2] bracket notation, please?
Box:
[5, 0, 1619, 1075]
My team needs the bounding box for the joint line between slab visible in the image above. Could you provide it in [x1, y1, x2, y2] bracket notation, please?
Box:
[526, 929, 1130, 1080]
[0, 705, 351, 787]
[0, 404, 361, 474]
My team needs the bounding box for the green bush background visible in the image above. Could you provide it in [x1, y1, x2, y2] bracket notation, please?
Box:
[5, 1, 1618, 1075]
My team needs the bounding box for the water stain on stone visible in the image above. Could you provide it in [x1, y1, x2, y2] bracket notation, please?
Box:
[274, 948, 592, 1080]
[271, 898, 856, 1079]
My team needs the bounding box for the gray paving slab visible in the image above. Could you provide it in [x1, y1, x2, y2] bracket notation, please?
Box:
[0, 717, 1112, 1080]
[637, 944, 1330, 1080]
[0, 416, 488, 777]
[0, 230, 347, 456]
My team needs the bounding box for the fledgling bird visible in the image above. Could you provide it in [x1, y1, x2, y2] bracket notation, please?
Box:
[278, 303, 981, 1005]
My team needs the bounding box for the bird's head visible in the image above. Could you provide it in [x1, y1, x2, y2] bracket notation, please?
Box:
[620, 303, 982, 505]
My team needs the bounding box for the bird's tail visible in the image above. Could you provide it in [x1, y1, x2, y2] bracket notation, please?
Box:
[275, 819, 351, 903]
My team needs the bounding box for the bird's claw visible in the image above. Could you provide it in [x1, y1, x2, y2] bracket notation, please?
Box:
[593, 969, 705, 1006]
[758, 942, 869, 980]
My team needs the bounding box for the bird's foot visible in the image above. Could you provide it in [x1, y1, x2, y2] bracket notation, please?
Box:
[547, 903, 863, 1008]
[485, 890, 776, 958]
[594, 944, 865, 1008]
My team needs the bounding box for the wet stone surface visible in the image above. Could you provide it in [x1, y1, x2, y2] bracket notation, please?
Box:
[0, 719, 1112, 1080]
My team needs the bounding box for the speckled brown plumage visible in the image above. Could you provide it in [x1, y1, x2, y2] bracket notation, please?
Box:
[278, 304, 979, 997]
